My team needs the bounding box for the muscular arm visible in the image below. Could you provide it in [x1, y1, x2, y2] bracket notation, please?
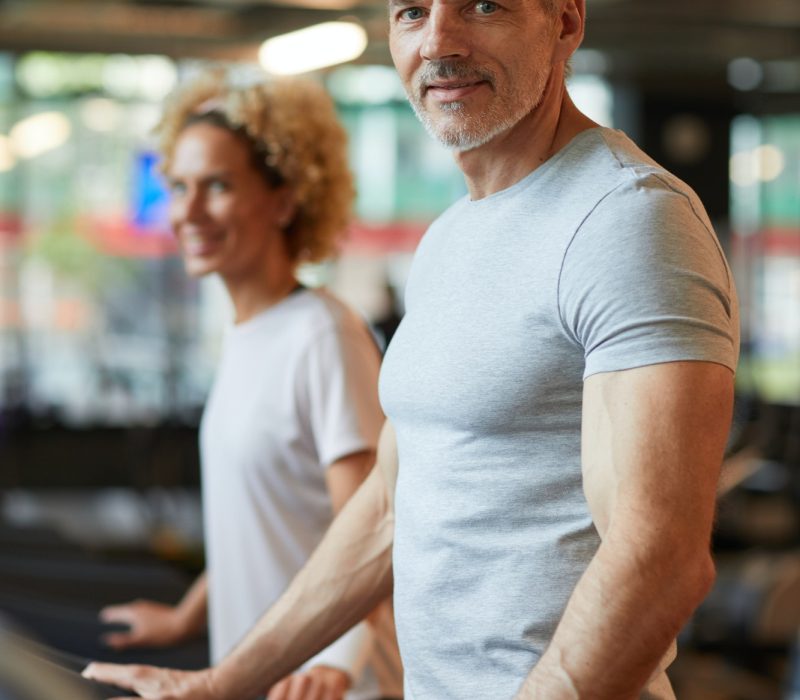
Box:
[515, 361, 733, 699]
[84, 421, 399, 700]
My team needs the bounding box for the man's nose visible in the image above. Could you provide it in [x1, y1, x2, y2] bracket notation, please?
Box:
[420, 8, 469, 61]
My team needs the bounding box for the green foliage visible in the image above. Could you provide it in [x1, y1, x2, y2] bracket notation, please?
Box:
[26, 225, 136, 292]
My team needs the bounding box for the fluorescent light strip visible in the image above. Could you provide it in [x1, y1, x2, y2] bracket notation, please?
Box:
[259, 22, 368, 75]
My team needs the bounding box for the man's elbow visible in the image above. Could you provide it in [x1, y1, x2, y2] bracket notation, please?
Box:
[695, 550, 716, 602]
[675, 547, 716, 618]
[627, 531, 717, 624]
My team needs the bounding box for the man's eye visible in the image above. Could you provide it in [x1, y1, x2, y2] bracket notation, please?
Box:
[475, 0, 497, 13]
[208, 179, 229, 192]
[168, 181, 186, 195]
[399, 7, 424, 20]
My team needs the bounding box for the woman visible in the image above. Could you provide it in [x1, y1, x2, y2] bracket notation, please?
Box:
[99, 73, 402, 700]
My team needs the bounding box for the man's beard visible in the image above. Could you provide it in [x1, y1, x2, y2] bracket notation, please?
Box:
[406, 60, 550, 152]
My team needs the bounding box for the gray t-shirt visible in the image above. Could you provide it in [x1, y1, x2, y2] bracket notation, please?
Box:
[379, 127, 739, 700]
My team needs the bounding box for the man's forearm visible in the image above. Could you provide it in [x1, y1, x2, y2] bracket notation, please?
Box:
[515, 528, 714, 699]
[524, 362, 733, 699]
[210, 466, 395, 700]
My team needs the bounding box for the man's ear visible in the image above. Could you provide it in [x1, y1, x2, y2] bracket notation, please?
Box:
[554, 0, 585, 64]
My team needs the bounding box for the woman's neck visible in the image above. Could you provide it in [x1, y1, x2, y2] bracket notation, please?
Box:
[224, 262, 300, 324]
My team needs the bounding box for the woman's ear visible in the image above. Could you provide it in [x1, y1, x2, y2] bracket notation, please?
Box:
[276, 187, 297, 229]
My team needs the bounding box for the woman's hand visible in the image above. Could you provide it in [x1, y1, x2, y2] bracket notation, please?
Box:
[99, 599, 194, 650]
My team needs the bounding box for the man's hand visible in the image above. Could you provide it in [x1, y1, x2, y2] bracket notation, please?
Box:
[100, 600, 193, 650]
[82, 663, 218, 700]
[267, 665, 351, 700]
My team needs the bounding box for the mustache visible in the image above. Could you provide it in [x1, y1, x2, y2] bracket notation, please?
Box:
[417, 61, 495, 92]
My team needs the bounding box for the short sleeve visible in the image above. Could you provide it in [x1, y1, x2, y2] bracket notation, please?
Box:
[558, 174, 740, 379]
[299, 324, 384, 468]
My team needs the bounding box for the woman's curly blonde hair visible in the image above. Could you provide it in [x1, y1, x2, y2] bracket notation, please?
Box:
[155, 71, 354, 263]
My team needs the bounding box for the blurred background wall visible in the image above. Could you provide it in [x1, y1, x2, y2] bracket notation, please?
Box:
[0, 0, 799, 697]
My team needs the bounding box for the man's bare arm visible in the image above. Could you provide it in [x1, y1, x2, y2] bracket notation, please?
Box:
[515, 361, 733, 699]
[84, 421, 399, 700]
[266, 448, 377, 700]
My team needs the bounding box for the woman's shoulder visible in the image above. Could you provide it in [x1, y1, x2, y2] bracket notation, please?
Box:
[292, 287, 372, 340]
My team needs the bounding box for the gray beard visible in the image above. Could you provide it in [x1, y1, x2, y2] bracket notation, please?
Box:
[409, 97, 523, 152]
[405, 61, 550, 152]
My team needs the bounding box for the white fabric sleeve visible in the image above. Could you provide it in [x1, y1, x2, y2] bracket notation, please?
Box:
[302, 325, 384, 468]
[301, 621, 372, 683]
[296, 321, 381, 681]
[558, 174, 739, 379]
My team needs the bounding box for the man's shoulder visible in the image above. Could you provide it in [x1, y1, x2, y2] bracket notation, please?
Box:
[491, 127, 680, 216]
[584, 128, 700, 203]
[588, 127, 657, 170]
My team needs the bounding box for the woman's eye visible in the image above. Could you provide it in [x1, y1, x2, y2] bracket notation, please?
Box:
[475, 0, 497, 13]
[400, 7, 424, 20]
[208, 179, 229, 192]
[168, 181, 186, 196]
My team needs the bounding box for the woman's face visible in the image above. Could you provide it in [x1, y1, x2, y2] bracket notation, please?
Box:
[167, 122, 292, 282]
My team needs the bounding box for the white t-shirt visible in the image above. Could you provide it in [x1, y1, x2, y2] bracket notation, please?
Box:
[201, 288, 387, 699]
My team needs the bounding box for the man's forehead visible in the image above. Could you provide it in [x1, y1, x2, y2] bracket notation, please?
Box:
[388, 0, 541, 9]
[386, 0, 496, 8]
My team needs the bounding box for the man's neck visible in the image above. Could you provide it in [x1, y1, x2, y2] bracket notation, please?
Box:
[455, 78, 599, 200]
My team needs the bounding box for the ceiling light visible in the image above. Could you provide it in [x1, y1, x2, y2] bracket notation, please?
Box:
[0, 135, 15, 172]
[102, 54, 141, 99]
[10, 112, 72, 159]
[729, 144, 787, 187]
[80, 98, 123, 132]
[259, 22, 368, 75]
[15, 53, 64, 99]
[753, 144, 785, 182]
[137, 55, 178, 102]
[727, 57, 763, 92]
[729, 151, 757, 188]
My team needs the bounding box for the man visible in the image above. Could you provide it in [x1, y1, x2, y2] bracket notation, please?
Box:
[84, 0, 739, 697]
